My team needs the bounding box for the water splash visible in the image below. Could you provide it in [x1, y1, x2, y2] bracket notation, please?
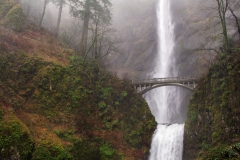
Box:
[149, 124, 184, 160]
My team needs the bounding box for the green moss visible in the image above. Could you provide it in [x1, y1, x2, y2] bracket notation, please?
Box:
[70, 139, 100, 159]
[99, 143, 115, 160]
[0, 0, 15, 20]
[32, 144, 73, 160]
[211, 132, 219, 142]
[3, 4, 27, 31]
[98, 101, 107, 109]
[0, 112, 34, 159]
[184, 51, 240, 159]
[0, 52, 156, 159]
[203, 143, 240, 160]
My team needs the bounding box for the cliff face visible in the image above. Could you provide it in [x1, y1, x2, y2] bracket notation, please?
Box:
[0, 1, 156, 159]
[184, 49, 240, 159]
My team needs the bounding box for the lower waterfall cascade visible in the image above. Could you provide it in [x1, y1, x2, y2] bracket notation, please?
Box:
[149, 124, 184, 160]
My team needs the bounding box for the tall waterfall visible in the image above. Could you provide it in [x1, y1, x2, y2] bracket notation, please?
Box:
[146, 0, 184, 159]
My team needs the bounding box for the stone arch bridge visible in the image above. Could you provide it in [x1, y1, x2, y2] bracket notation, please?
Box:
[132, 77, 198, 95]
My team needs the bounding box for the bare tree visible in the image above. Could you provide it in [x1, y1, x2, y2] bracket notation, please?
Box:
[86, 17, 121, 60]
[60, 21, 81, 47]
[216, 0, 230, 52]
[228, 0, 240, 35]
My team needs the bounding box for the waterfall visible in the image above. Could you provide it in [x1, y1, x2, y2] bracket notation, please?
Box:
[146, 0, 184, 159]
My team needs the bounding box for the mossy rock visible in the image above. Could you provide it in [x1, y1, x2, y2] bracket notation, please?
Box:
[0, 0, 16, 20]
[3, 4, 27, 31]
[0, 109, 34, 159]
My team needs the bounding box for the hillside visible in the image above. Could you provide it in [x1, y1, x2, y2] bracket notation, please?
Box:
[0, 1, 156, 159]
[183, 47, 240, 159]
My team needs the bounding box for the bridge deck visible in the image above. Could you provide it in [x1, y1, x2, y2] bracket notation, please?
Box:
[133, 77, 198, 86]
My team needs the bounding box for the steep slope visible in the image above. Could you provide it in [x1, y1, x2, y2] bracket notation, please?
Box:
[184, 48, 240, 159]
[0, 1, 156, 159]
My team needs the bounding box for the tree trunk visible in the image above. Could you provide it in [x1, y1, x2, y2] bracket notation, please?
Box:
[79, 2, 90, 56]
[26, 0, 31, 18]
[229, 8, 240, 35]
[94, 16, 100, 59]
[55, 0, 63, 37]
[217, 0, 230, 52]
[39, 0, 48, 27]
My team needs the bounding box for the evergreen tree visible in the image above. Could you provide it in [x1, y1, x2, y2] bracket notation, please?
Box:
[69, 0, 112, 56]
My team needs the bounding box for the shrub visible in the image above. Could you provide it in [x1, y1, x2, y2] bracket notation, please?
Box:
[32, 144, 73, 160]
[98, 101, 107, 110]
[100, 143, 115, 160]
[0, 116, 34, 160]
[0, 0, 15, 19]
[70, 140, 100, 159]
[3, 4, 27, 32]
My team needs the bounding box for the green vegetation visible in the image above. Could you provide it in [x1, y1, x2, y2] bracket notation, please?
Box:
[0, 0, 16, 19]
[202, 143, 240, 160]
[184, 49, 240, 159]
[0, 0, 27, 32]
[3, 4, 27, 31]
[0, 112, 34, 160]
[0, 47, 155, 160]
[0, 0, 155, 159]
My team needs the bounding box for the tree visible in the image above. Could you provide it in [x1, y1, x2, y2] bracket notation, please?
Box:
[228, 0, 240, 35]
[56, 0, 64, 37]
[39, 0, 49, 27]
[216, 0, 230, 52]
[52, 0, 66, 37]
[69, 0, 112, 56]
[25, 0, 31, 18]
[196, 0, 240, 54]
[88, 16, 120, 60]
[60, 20, 82, 47]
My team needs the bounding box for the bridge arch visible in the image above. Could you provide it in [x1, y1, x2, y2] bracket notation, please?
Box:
[138, 83, 195, 95]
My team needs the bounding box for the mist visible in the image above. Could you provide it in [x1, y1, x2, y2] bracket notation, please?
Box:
[18, 0, 240, 79]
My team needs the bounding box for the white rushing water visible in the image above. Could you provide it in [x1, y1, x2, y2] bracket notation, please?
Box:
[149, 124, 184, 160]
[146, 0, 184, 159]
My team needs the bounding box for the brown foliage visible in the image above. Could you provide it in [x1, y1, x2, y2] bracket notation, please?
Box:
[0, 27, 32, 52]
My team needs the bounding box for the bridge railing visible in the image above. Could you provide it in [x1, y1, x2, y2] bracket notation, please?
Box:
[132, 77, 198, 85]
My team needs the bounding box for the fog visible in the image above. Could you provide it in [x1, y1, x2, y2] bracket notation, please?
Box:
[18, 0, 240, 78]
[20, 0, 76, 33]
[17, 0, 240, 126]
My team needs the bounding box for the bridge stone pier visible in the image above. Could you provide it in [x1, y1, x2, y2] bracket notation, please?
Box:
[132, 77, 198, 95]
